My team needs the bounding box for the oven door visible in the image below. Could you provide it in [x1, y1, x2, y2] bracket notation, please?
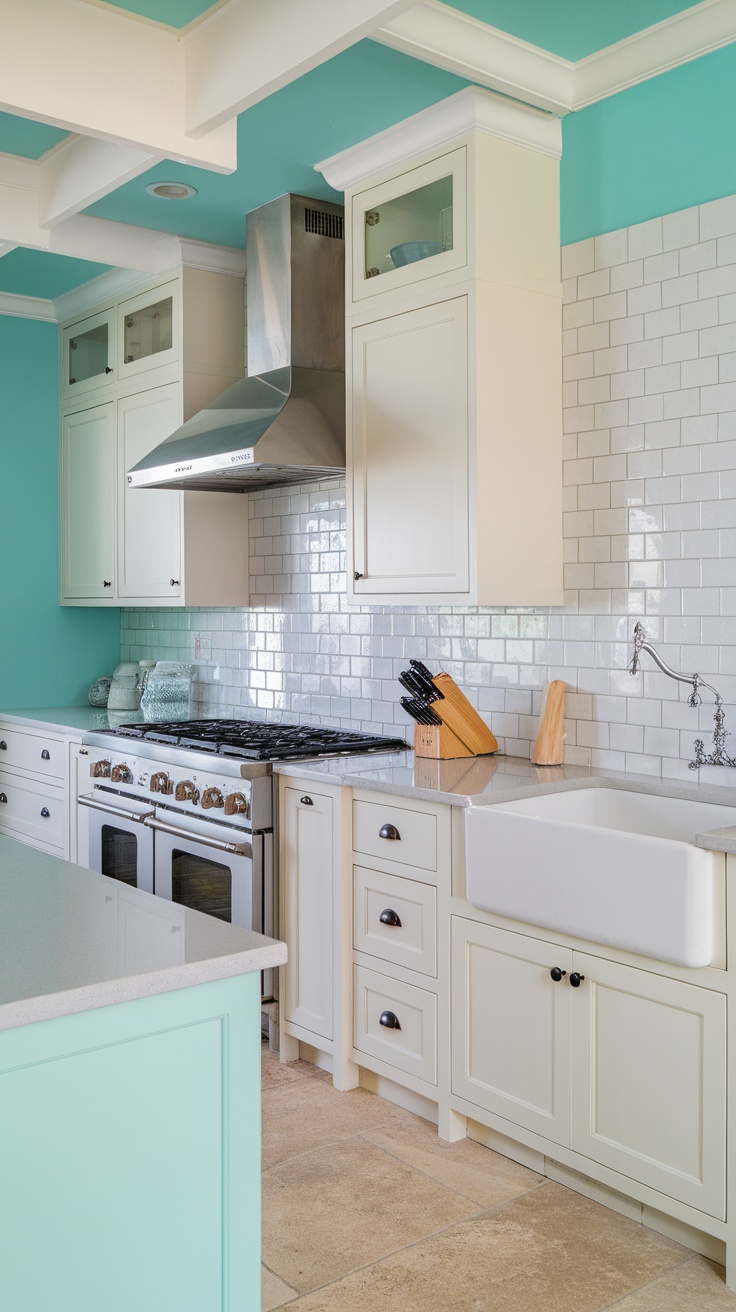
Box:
[146, 809, 262, 931]
[78, 791, 155, 893]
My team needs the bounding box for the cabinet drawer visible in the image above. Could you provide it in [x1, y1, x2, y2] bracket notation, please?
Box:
[353, 965, 437, 1085]
[0, 728, 65, 780]
[352, 799, 437, 872]
[0, 773, 65, 848]
[354, 865, 437, 977]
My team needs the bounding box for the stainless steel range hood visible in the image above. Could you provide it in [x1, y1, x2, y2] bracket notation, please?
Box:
[127, 193, 345, 493]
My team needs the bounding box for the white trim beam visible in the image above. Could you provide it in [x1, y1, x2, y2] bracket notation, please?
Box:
[375, 1, 573, 116]
[0, 292, 55, 321]
[184, 0, 419, 136]
[573, 0, 736, 108]
[376, 0, 736, 119]
[38, 137, 159, 229]
[1, 0, 236, 171]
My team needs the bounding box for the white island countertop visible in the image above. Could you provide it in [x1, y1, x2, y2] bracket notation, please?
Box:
[0, 835, 286, 1032]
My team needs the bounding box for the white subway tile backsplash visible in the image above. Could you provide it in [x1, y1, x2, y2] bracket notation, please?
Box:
[119, 199, 736, 781]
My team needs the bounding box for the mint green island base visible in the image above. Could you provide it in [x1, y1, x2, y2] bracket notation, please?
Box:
[0, 835, 286, 1312]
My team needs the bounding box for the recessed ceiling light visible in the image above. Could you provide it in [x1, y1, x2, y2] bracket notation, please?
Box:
[145, 182, 198, 200]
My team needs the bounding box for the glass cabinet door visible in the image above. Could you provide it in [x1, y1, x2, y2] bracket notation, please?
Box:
[118, 279, 180, 379]
[352, 148, 466, 303]
[62, 308, 115, 398]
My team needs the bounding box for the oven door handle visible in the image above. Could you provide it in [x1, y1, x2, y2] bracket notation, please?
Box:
[78, 794, 155, 824]
[143, 815, 252, 857]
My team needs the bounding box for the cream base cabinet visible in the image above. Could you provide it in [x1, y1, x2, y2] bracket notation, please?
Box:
[350, 297, 469, 599]
[451, 917, 726, 1221]
[279, 777, 357, 1090]
[61, 404, 116, 600]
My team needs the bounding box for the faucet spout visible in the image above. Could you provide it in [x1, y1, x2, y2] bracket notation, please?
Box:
[628, 623, 735, 768]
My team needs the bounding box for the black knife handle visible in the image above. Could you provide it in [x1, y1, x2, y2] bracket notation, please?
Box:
[398, 671, 422, 696]
[409, 659, 443, 698]
[400, 696, 422, 723]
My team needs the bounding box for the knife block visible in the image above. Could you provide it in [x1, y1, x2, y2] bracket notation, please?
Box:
[414, 724, 474, 759]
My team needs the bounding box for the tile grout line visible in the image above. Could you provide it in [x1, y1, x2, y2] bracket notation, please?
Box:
[585, 1252, 708, 1312]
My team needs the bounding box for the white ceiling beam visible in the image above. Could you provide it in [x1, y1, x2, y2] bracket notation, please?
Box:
[1, 0, 236, 171]
[184, 0, 419, 137]
[573, 0, 736, 108]
[38, 136, 160, 229]
[375, 1, 573, 116]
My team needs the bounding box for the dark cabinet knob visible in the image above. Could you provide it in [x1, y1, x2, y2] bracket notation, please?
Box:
[69, 377, 76, 384]
[105, 366, 113, 374]
[379, 908, 402, 928]
[0, 793, 6, 803]
[354, 571, 364, 580]
[103, 580, 112, 588]
[378, 823, 401, 841]
[550, 967, 567, 982]
[0, 741, 6, 750]
[569, 973, 585, 988]
[379, 1010, 401, 1030]
[41, 749, 50, 760]
[170, 579, 180, 587]
[300, 795, 313, 806]
[40, 807, 50, 818]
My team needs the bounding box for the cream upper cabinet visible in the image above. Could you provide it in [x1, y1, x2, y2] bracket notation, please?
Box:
[351, 297, 469, 599]
[117, 384, 183, 600]
[451, 916, 727, 1221]
[60, 403, 116, 599]
[118, 280, 179, 383]
[59, 265, 249, 608]
[320, 86, 564, 606]
[61, 308, 115, 401]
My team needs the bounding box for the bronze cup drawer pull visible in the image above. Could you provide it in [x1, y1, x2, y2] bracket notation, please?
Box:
[41, 750, 50, 760]
[0, 793, 6, 803]
[379, 908, 402, 928]
[379, 1010, 401, 1030]
[40, 808, 50, 818]
[0, 741, 6, 750]
[379, 823, 401, 841]
[300, 796, 313, 806]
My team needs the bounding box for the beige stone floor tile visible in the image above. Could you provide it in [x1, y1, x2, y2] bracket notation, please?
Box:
[261, 1264, 298, 1311]
[284, 1180, 688, 1312]
[261, 1047, 328, 1091]
[603, 1255, 736, 1309]
[262, 1135, 482, 1294]
[364, 1114, 542, 1208]
[262, 1072, 416, 1170]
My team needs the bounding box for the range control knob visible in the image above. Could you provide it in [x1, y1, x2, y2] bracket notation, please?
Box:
[224, 791, 249, 818]
[150, 771, 173, 795]
[111, 763, 133, 784]
[175, 780, 200, 804]
[90, 759, 111, 778]
[202, 787, 224, 810]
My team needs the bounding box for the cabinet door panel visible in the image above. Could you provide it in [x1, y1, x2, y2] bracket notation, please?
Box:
[117, 385, 182, 599]
[451, 918, 572, 1145]
[61, 404, 115, 599]
[351, 297, 469, 597]
[282, 787, 334, 1041]
[572, 953, 726, 1219]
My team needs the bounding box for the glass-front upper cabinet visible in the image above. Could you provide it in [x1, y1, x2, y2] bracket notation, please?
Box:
[118, 279, 180, 381]
[351, 148, 467, 303]
[61, 308, 115, 399]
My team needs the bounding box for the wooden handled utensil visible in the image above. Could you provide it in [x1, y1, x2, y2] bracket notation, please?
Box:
[531, 680, 566, 765]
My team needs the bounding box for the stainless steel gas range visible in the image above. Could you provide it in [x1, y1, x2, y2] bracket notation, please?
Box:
[77, 719, 407, 1006]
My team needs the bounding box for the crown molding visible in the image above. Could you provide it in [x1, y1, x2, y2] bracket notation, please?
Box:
[316, 85, 561, 192]
[0, 292, 56, 321]
[375, 1, 573, 116]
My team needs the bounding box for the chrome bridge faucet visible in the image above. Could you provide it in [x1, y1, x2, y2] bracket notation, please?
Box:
[629, 622, 735, 769]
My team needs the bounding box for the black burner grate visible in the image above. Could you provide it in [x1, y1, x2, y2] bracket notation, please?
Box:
[115, 719, 408, 761]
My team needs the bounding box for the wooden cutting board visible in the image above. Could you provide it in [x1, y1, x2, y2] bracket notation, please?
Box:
[531, 680, 566, 765]
[431, 672, 498, 755]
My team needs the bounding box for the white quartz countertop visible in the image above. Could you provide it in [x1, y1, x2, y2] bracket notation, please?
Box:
[0, 706, 145, 736]
[0, 835, 286, 1032]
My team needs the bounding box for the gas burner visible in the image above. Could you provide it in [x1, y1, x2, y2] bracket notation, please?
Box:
[114, 719, 408, 762]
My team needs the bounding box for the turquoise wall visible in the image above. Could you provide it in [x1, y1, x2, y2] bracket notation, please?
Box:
[562, 41, 736, 244]
[0, 317, 119, 708]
